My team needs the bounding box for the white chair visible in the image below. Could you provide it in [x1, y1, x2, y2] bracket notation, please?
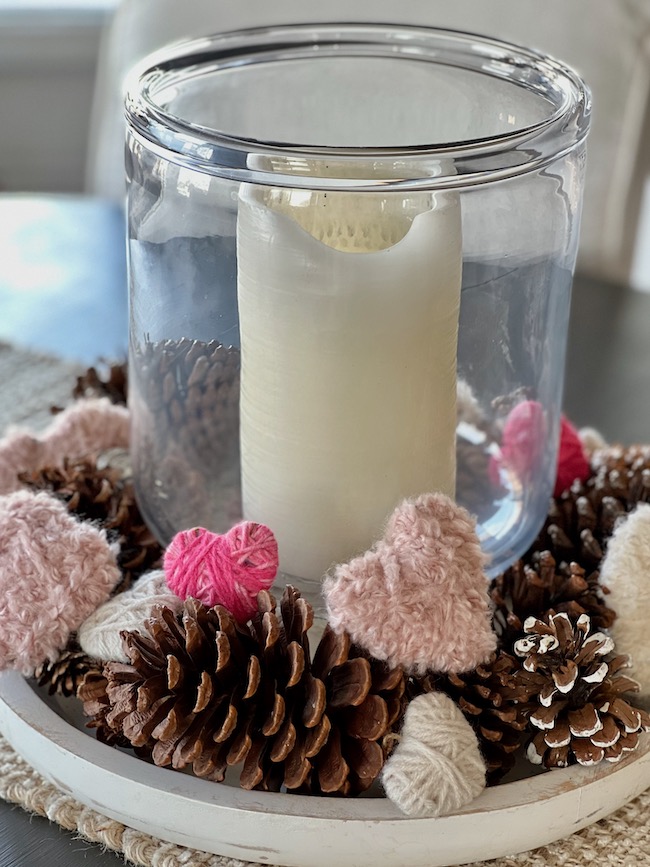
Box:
[86, 0, 650, 286]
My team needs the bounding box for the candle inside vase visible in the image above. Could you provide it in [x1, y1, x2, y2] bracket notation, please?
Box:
[237, 182, 462, 582]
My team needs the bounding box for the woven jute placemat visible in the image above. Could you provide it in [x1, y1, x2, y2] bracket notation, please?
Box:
[0, 342, 649, 867]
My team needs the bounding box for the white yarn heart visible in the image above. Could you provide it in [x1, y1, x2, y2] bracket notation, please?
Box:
[382, 692, 486, 817]
[599, 502, 650, 696]
[78, 570, 183, 662]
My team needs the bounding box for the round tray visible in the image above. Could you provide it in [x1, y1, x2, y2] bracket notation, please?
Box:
[0, 670, 649, 867]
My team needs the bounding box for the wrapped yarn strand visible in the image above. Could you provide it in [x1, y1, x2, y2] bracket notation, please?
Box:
[382, 692, 487, 817]
[78, 570, 184, 663]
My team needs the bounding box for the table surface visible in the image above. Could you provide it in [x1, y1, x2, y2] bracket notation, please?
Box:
[0, 193, 649, 866]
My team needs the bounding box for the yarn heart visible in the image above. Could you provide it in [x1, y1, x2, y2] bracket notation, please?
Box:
[382, 692, 486, 817]
[164, 522, 278, 622]
[599, 502, 650, 698]
[78, 570, 184, 663]
[0, 489, 120, 675]
[0, 398, 129, 496]
[323, 492, 496, 674]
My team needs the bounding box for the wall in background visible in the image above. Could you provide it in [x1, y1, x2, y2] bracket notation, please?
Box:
[0, 6, 111, 193]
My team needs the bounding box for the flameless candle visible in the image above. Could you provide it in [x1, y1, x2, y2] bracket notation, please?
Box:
[237, 183, 462, 582]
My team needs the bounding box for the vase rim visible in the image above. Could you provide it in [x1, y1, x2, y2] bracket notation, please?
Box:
[125, 22, 591, 191]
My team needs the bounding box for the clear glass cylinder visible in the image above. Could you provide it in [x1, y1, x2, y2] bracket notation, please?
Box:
[125, 24, 591, 598]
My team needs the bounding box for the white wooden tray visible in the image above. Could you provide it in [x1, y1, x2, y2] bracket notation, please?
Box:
[0, 670, 648, 867]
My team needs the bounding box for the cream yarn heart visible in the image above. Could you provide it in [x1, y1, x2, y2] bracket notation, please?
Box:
[382, 691, 486, 817]
[599, 503, 650, 697]
[78, 570, 183, 662]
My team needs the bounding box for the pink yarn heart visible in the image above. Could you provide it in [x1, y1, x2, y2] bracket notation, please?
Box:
[164, 522, 278, 622]
[324, 493, 496, 675]
[0, 490, 120, 674]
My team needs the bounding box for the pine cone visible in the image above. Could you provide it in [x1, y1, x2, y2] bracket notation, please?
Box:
[533, 444, 650, 570]
[20, 457, 162, 591]
[513, 611, 650, 769]
[91, 588, 405, 795]
[490, 551, 615, 650]
[78, 669, 133, 748]
[133, 337, 240, 473]
[73, 363, 128, 406]
[34, 645, 102, 698]
[413, 651, 530, 785]
[130, 337, 242, 539]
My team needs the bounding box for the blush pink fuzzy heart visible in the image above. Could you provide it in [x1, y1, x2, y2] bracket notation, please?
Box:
[0, 398, 129, 496]
[0, 490, 120, 675]
[164, 522, 278, 622]
[323, 493, 496, 675]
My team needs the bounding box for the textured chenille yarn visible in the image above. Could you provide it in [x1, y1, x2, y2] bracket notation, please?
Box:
[164, 523, 278, 622]
[0, 398, 129, 496]
[324, 492, 496, 674]
[0, 490, 120, 674]
[382, 691, 487, 817]
[78, 570, 184, 663]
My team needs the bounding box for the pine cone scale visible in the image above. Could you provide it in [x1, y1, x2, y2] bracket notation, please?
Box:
[302, 674, 326, 727]
[346, 737, 384, 790]
[341, 695, 389, 741]
[328, 658, 371, 709]
[304, 715, 331, 759]
[261, 693, 285, 737]
[269, 717, 296, 763]
[316, 728, 349, 794]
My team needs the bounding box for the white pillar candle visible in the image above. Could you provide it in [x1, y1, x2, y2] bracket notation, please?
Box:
[237, 183, 462, 582]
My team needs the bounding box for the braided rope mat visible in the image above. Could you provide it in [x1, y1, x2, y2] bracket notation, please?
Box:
[0, 343, 649, 867]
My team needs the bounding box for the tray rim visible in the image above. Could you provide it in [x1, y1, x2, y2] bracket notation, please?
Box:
[1, 669, 649, 866]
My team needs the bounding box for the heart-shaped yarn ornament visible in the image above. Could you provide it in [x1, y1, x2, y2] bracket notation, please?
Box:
[382, 692, 486, 817]
[78, 569, 184, 662]
[164, 522, 278, 622]
[324, 492, 496, 674]
[0, 490, 120, 674]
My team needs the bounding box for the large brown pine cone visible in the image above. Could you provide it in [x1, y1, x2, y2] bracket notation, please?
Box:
[20, 457, 162, 591]
[87, 588, 405, 795]
[490, 551, 615, 650]
[413, 651, 530, 785]
[533, 444, 650, 570]
[513, 611, 650, 769]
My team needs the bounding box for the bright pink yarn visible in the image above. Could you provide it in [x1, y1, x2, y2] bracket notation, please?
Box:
[555, 416, 590, 496]
[164, 522, 278, 622]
